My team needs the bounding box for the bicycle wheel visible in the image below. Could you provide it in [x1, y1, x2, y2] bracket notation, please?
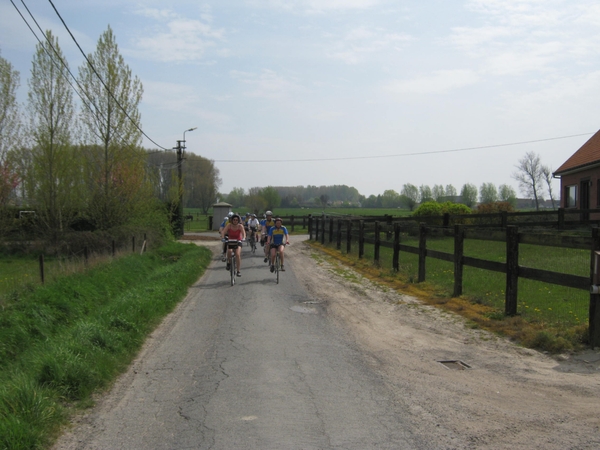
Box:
[230, 253, 236, 286]
[275, 254, 280, 284]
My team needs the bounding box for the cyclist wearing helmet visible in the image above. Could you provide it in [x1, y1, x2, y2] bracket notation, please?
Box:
[247, 213, 260, 243]
[221, 213, 246, 277]
[260, 211, 276, 262]
[267, 217, 289, 272]
[219, 215, 230, 261]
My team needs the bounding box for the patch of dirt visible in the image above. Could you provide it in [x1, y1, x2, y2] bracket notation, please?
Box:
[291, 239, 600, 449]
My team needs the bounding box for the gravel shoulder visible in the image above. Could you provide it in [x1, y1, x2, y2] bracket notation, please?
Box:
[290, 238, 600, 449]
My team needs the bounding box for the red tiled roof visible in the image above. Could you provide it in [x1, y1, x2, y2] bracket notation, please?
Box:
[554, 130, 600, 175]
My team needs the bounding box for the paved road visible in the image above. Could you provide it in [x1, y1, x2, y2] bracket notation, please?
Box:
[56, 236, 426, 449]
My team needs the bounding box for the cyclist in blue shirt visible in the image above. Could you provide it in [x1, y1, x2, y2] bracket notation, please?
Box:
[267, 217, 290, 272]
[260, 211, 276, 262]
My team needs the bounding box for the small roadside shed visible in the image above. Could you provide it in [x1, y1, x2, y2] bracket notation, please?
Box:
[212, 202, 232, 230]
[553, 130, 600, 213]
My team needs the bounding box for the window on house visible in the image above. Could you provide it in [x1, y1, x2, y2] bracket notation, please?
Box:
[565, 185, 577, 208]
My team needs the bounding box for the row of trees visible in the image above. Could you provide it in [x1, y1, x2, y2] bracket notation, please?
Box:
[221, 151, 556, 212]
[0, 28, 221, 241]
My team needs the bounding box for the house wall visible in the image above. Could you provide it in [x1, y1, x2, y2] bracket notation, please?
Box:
[559, 167, 600, 210]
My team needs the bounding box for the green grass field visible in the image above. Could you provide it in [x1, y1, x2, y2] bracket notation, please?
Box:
[0, 242, 212, 449]
[331, 232, 589, 341]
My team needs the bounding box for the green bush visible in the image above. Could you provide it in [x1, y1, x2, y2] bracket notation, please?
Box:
[412, 201, 472, 226]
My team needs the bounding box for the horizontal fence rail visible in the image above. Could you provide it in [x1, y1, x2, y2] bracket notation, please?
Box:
[309, 216, 600, 347]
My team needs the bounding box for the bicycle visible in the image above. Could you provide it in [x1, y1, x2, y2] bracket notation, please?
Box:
[248, 232, 257, 254]
[272, 243, 287, 284]
[224, 239, 243, 286]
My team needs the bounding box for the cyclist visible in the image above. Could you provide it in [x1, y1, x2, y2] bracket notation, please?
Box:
[221, 213, 246, 277]
[218, 215, 230, 261]
[260, 211, 276, 263]
[247, 214, 260, 247]
[267, 217, 290, 272]
[243, 213, 251, 232]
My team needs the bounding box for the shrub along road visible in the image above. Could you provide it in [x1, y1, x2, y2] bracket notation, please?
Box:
[54, 234, 600, 449]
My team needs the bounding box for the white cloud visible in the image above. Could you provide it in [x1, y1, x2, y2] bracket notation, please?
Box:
[131, 9, 225, 63]
[326, 26, 413, 64]
[142, 81, 231, 126]
[230, 69, 306, 100]
[247, 0, 382, 13]
[386, 69, 480, 95]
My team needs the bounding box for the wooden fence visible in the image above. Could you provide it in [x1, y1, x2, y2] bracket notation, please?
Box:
[309, 216, 600, 347]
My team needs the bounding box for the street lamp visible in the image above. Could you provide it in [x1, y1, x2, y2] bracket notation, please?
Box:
[176, 127, 197, 237]
[182, 127, 197, 154]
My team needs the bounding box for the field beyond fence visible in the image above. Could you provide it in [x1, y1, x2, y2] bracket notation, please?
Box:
[307, 209, 600, 349]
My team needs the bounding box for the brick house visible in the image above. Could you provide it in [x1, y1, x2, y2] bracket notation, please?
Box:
[553, 130, 600, 217]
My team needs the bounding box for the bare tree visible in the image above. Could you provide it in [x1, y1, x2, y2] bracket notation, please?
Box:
[541, 165, 556, 210]
[512, 151, 544, 210]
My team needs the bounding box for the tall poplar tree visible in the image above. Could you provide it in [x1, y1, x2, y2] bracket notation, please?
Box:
[0, 50, 22, 207]
[78, 25, 145, 230]
[26, 30, 79, 235]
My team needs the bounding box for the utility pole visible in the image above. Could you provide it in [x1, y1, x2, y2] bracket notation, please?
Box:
[176, 139, 184, 238]
[175, 128, 196, 238]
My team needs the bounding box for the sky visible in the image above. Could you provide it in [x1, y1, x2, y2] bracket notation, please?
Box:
[2, 0, 600, 198]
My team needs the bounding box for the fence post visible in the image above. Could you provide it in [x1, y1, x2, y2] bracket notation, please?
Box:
[321, 217, 326, 245]
[336, 220, 342, 250]
[393, 223, 400, 272]
[329, 217, 334, 243]
[418, 223, 427, 282]
[374, 221, 380, 265]
[209, 216, 213, 230]
[557, 208, 565, 230]
[505, 225, 519, 316]
[309, 216, 313, 239]
[346, 220, 352, 254]
[453, 225, 464, 297]
[39, 254, 45, 284]
[291, 215, 295, 232]
[359, 220, 365, 259]
[303, 216, 306, 230]
[314, 218, 319, 241]
[589, 227, 600, 347]
[132, 236, 135, 252]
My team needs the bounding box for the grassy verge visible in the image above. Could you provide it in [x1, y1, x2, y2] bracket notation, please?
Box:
[0, 242, 212, 450]
[309, 240, 588, 353]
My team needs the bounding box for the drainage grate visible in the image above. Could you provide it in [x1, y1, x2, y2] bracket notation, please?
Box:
[438, 360, 471, 370]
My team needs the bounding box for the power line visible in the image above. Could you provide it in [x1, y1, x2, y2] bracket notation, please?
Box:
[213, 132, 592, 163]
[46, 0, 169, 151]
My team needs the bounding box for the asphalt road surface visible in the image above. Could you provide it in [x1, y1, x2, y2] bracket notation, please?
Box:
[55, 236, 427, 449]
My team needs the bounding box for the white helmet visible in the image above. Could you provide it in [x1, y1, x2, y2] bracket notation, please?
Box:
[228, 212, 234, 217]
[223, 216, 229, 221]
[266, 210, 273, 216]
